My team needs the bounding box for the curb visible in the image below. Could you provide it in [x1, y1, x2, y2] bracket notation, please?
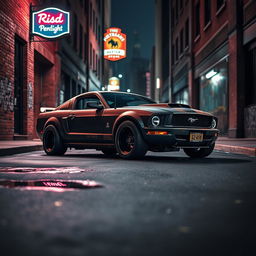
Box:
[215, 144, 256, 157]
[0, 145, 43, 157]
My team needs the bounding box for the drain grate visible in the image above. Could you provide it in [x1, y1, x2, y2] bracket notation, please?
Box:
[0, 179, 103, 192]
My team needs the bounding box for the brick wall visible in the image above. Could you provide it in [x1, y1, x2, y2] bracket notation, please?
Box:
[0, 0, 59, 140]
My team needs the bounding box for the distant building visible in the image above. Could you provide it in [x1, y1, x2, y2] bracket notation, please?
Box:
[154, 0, 256, 138]
[60, 0, 111, 103]
[127, 31, 149, 96]
[0, 0, 111, 140]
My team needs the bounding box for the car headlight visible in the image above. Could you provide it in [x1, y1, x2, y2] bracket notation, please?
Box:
[211, 118, 217, 128]
[151, 116, 160, 127]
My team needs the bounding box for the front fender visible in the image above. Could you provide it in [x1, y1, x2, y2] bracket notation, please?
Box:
[112, 111, 145, 136]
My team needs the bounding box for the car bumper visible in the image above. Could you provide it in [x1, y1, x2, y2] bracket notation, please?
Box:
[142, 127, 219, 148]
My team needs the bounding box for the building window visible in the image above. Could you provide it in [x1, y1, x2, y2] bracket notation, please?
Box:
[93, 49, 95, 71]
[171, 8, 174, 28]
[180, 0, 183, 12]
[195, 2, 200, 38]
[96, 54, 99, 76]
[171, 44, 175, 65]
[180, 29, 184, 55]
[90, 43, 92, 67]
[72, 80, 77, 97]
[200, 61, 228, 134]
[174, 88, 189, 105]
[185, 19, 189, 48]
[175, 38, 178, 61]
[98, 56, 100, 78]
[175, 0, 178, 22]
[84, 33, 87, 61]
[97, 0, 101, 12]
[98, 25, 101, 43]
[73, 13, 78, 51]
[79, 24, 83, 58]
[217, 0, 225, 11]
[93, 10, 95, 32]
[96, 17, 98, 37]
[89, 2, 92, 26]
[204, 0, 211, 26]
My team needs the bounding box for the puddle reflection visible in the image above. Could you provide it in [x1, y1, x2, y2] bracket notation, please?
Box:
[0, 167, 94, 174]
[0, 179, 103, 192]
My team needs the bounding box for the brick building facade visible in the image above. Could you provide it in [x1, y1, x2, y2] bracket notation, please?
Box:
[155, 0, 256, 137]
[0, 0, 111, 140]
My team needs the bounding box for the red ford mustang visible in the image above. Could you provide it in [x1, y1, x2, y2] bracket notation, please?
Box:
[37, 91, 219, 159]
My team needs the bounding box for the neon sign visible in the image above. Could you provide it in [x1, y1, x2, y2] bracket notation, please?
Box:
[31, 7, 70, 39]
[104, 28, 127, 61]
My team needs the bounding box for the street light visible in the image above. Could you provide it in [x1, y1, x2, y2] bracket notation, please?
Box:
[118, 74, 123, 79]
[127, 89, 131, 93]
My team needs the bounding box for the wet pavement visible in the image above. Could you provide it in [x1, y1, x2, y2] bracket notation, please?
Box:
[0, 149, 256, 256]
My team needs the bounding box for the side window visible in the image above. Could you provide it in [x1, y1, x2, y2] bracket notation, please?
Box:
[75, 96, 101, 109]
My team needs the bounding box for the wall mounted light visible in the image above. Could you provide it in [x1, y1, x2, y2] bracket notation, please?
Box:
[205, 70, 217, 79]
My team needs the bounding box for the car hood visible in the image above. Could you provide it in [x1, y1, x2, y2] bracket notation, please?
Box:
[119, 103, 213, 116]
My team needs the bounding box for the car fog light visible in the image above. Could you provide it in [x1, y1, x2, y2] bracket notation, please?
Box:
[147, 131, 168, 135]
[152, 116, 160, 127]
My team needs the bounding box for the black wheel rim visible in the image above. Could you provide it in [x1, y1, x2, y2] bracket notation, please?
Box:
[118, 127, 135, 155]
[44, 131, 54, 152]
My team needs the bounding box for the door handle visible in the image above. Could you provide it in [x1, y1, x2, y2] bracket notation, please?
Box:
[68, 114, 76, 120]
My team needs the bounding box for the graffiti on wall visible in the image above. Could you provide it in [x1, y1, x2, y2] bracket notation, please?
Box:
[0, 78, 14, 112]
[28, 82, 33, 110]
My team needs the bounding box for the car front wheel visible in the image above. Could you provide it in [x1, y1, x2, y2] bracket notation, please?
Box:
[183, 143, 215, 158]
[43, 125, 67, 156]
[115, 120, 147, 159]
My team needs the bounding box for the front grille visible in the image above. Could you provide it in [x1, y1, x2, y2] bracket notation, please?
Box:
[171, 114, 212, 128]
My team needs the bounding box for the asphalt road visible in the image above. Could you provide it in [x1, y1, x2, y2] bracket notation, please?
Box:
[0, 149, 256, 256]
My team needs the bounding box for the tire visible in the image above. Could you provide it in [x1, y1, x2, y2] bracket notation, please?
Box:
[43, 125, 67, 156]
[102, 149, 117, 156]
[183, 143, 215, 158]
[115, 120, 147, 159]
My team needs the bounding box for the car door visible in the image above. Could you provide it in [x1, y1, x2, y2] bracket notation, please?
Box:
[67, 94, 107, 143]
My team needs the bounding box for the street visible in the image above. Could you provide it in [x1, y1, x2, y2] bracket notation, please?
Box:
[0, 149, 256, 256]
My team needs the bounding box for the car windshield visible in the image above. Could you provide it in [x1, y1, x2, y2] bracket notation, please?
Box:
[101, 92, 156, 108]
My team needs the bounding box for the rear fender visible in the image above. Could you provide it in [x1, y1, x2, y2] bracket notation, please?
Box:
[44, 117, 65, 139]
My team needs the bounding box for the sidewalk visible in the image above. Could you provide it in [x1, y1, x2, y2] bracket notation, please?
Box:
[215, 137, 256, 157]
[0, 139, 42, 156]
[0, 137, 255, 157]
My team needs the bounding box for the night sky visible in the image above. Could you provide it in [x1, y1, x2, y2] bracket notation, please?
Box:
[110, 0, 155, 86]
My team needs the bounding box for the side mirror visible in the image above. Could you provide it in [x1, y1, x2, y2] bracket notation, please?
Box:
[86, 101, 103, 110]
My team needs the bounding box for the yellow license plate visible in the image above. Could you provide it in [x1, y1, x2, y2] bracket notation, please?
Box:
[189, 133, 203, 142]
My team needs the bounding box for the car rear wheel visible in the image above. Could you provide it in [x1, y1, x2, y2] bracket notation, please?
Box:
[115, 120, 147, 159]
[183, 143, 215, 158]
[43, 125, 67, 156]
